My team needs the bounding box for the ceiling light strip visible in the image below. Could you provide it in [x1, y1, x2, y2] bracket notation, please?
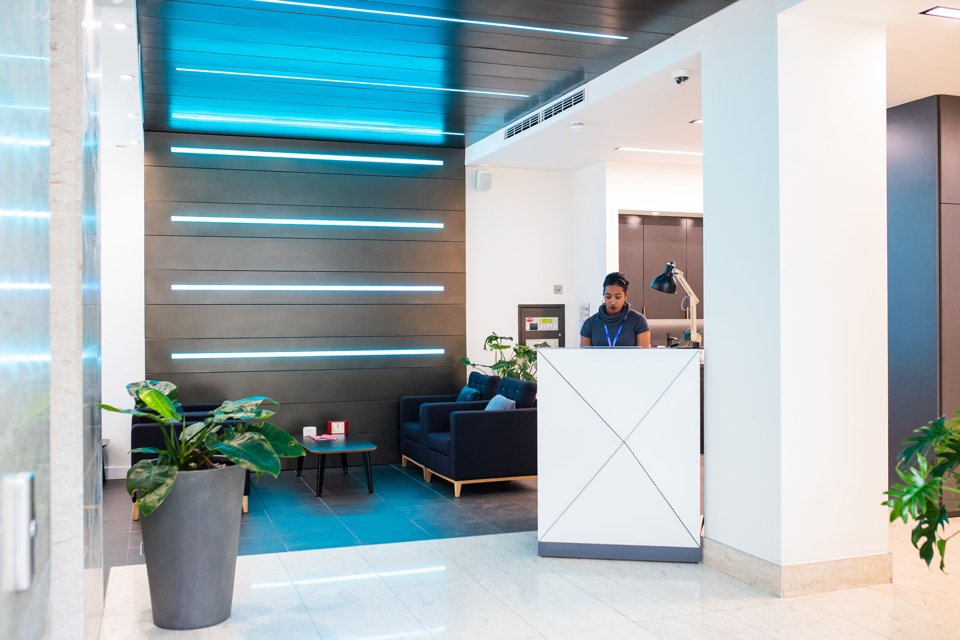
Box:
[171, 348, 445, 360]
[615, 147, 703, 156]
[172, 114, 464, 137]
[0, 137, 51, 147]
[170, 146, 443, 166]
[921, 6, 960, 19]
[171, 214, 443, 229]
[0, 354, 52, 364]
[176, 67, 529, 98]
[170, 284, 444, 292]
[252, 0, 628, 40]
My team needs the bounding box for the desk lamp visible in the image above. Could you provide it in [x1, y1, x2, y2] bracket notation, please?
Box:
[650, 261, 702, 345]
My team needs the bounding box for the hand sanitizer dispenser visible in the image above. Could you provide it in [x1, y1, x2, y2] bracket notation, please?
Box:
[1, 472, 36, 592]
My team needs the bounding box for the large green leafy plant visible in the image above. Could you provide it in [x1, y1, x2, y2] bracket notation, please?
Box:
[885, 411, 960, 569]
[101, 380, 305, 517]
[459, 333, 542, 381]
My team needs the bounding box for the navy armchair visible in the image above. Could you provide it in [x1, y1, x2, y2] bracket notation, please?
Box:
[423, 378, 538, 497]
[398, 372, 499, 474]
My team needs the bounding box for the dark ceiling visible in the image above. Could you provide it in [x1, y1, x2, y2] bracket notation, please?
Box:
[138, 0, 733, 147]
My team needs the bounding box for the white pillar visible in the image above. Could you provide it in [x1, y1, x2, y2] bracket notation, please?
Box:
[701, 2, 890, 595]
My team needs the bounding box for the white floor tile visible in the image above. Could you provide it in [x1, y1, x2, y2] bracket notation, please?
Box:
[279, 546, 383, 599]
[545, 622, 658, 640]
[99, 613, 212, 639]
[640, 611, 776, 640]
[208, 601, 321, 640]
[304, 584, 431, 640]
[356, 539, 476, 588]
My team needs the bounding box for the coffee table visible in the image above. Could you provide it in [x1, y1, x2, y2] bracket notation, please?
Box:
[296, 436, 377, 497]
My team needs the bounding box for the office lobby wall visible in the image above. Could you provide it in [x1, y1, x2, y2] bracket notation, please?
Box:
[143, 132, 466, 465]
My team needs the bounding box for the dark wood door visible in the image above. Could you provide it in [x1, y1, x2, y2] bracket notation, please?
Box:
[642, 217, 688, 319]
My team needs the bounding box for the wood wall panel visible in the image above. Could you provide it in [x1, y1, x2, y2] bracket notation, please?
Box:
[145, 304, 465, 339]
[145, 132, 466, 463]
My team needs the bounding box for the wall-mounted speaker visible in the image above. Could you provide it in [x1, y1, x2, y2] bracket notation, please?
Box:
[476, 170, 492, 191]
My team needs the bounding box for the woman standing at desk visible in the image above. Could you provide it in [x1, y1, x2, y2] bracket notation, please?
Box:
[580, 272, 651, 347]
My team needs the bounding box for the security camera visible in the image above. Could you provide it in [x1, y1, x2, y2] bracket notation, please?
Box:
[672, 68, 692, 85]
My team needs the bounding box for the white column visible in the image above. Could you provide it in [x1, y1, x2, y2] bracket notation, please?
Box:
[701, 2, 890, 595]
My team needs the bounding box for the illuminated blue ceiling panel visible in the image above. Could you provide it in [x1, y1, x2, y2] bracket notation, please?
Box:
[138, 0, 734, 146]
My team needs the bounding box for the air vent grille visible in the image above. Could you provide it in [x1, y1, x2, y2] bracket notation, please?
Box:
[505, 113, 541, 139]
[541, 89, 585, 121]
[503, 88, 586, 140]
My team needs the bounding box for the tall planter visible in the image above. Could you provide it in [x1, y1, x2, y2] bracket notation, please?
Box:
[140, 464, 245, 629]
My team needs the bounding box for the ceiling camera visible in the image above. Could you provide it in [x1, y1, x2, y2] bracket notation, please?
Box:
[672, 68, 692, 85]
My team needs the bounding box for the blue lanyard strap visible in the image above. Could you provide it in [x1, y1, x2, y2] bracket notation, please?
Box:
[603, 317, 627, 347]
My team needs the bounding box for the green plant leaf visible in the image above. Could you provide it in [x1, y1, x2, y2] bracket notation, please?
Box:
[211, 396, 279, 422]
[126, 380, 179, 409]
[129, 447, 160, 455]
[126, 460, 177, 518]
[212, 431, 282, 477]
[245, 422, 305, 458]
[137, 388, 179, 421]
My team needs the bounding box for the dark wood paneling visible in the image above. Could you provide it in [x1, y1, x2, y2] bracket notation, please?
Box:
[942, 204, 960, 416]
[145, 271, 465, 305]
[152, 367, 463, 405]
[146, 236, 464, 272]
[941, 96, 960, 205]
[146, 304, 466, 339]
[146, 336, 466, 373]
[145, 131, 465, 464]
[146, 131, 465, 181]
[146, 201, 465, 242]
[145, 166, 464, 210]
[887, 97, 941, 486]
[617, 216, 644, 310]
[686, 219, 704, 318]
[642, 217, 688, 320]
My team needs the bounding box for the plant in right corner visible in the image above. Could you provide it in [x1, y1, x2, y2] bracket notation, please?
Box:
[885, 410, 960, 569]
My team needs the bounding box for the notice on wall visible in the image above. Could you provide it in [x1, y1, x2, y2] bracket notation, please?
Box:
[579, 304, 590, 325]
[525, 316, 558, 331]
[528, 338, 559, 348]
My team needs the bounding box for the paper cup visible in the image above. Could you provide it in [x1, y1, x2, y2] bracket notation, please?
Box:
[302, 426, 317, 438]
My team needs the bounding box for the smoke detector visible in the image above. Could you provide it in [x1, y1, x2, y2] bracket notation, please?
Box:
[570, 121, 585, 133]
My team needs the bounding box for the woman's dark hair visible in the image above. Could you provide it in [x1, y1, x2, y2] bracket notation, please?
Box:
[603, 272, 629, 291]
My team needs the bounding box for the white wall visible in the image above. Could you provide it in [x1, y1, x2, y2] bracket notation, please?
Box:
[776, 12, 889, 564]
[464, 167, 576, 365]
[605, 161, 703, 271]
[99, 3, 145, 478]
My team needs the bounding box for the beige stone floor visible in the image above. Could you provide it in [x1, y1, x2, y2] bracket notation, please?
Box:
[99, 520, 960, 639]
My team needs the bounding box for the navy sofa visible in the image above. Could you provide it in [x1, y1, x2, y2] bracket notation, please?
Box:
[398, 372, 499, 474]
[422, 378, 538, 497]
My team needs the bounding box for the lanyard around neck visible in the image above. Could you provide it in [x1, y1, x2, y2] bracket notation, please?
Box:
[603, 317, 627, 347]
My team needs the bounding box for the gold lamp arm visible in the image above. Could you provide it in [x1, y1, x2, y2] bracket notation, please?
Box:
[671, 267, 701, 344]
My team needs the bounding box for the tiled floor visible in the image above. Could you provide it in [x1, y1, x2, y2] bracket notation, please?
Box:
[100, 520, 960, 639]
[103, 463, 537, 572]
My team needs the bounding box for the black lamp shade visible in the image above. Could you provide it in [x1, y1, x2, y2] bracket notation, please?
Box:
[650, 262, 678, 294]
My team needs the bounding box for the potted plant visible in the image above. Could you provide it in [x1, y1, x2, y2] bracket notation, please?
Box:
[459, 332, 543, 381]
[885, 410, 960, 570]
[101, 380, 305, 630]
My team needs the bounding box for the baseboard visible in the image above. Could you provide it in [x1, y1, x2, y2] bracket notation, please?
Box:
[104, 466, 129, 481]
[702, 537, 892, 597]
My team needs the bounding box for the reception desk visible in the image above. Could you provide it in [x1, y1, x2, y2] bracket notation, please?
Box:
[536, 347, 702, 562]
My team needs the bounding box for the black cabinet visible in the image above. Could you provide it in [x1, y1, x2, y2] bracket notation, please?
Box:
[618, 214, 704, 319]
[887, 95, 960, 492]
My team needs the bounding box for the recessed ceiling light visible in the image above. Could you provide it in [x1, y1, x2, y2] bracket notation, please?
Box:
[119, 73, 135, 80]
[126, 112, 139, 118]
[615, 147, 703, 156]
[252, 0, 628, 40]
[112, 23, 130, 30]
[176, 67, 528, 98]
[921, 6, 960, 19]
[129, 139, 140, 145]
[689, 118, 703, 125]
[171, 113, 463, 137]
[81, 20, 99, 29]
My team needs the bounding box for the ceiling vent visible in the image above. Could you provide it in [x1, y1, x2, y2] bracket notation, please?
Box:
[504, 88, 586, 140]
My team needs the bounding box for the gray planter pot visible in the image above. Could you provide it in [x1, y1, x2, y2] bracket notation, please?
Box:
[140, 464, 245, 630]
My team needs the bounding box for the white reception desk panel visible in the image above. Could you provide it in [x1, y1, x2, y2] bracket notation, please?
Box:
[537, 347, 701, 562]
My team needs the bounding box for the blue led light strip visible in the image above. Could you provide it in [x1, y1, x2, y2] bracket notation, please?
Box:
[0, 354, 52, 364]
[171, 284, 444, 292]
[171, 348, 445, 360]
[0, 209, 51, 219]
[0, 283, 51, 291]
[170, 146, 443, 166]
[172, 114, 464, 137]
[171, 215, 443, 229]
[252, 0, 629, 40]
[176, 67, 529, 99]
